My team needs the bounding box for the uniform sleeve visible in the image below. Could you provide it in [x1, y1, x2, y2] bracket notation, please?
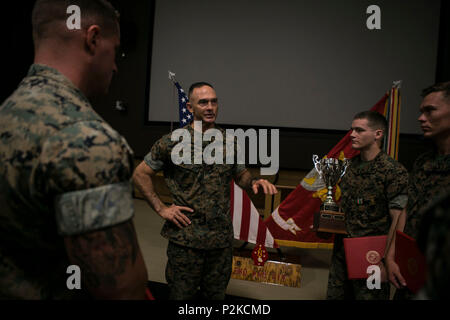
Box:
[233, 163, 247, 177]
[386, 163, 409, 210]
[143, 136, 170, 172]
[226, 132, 247, 177]
[39, 121, 135, 236]
[389, 194, 408, 210]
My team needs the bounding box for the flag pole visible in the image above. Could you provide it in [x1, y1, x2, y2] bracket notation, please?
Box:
[392, 80, 402, 160]
[168, 71, 177, 132]
[383, 80, 402, 158]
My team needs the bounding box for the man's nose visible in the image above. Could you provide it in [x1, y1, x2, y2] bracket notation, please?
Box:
[418, 113, 426, 122]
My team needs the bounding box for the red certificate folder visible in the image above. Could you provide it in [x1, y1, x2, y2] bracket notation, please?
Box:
[394, 230, 427, 293]
[343, 235, 387, 279]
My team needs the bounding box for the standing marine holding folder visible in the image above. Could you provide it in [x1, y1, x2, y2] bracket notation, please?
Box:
[326, 111, 408, 300]
[394, 82, 450, 300]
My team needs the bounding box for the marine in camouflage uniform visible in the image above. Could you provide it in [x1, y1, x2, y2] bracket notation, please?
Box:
[144, 124, 246, 299]
[0, 64, 135, 299]
[326, 151, 408, 300]
[395, 81, 450, 299]
[134, 82, 277, 300]
[394, 151, 450, 299]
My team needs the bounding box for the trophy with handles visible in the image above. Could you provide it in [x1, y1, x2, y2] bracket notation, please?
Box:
[312, 155, 349, 234]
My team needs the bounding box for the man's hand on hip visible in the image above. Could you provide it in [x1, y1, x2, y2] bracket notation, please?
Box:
[158, 204, 193, 228]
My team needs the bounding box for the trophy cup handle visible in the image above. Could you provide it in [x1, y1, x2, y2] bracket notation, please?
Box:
[339, 159, 349, 179]
[312, 155, 321, 174]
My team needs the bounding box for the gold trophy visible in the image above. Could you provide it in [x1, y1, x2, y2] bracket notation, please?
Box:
[312, 155, 349, 234]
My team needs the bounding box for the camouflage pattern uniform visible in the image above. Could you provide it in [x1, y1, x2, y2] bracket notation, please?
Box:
[404, 151, 450, 240]
[0, 64, 135, 299]
[327, 151, 408, 300]
[395, 150, 450, 300]
[416, 191, 450, 299]
[145, 124, 246, 300]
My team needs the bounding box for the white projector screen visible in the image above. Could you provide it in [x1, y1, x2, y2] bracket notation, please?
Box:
[147, 0, 440, 134]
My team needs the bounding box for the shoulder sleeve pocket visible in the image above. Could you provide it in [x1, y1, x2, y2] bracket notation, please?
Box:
[54, 181, 134, 236]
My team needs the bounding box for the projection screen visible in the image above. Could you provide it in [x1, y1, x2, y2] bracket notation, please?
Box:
[147, 0, 440, 134]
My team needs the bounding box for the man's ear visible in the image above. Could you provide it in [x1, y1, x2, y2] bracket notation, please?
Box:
[375, 129, 384, 141]
[186, 102, 193, 114]
[85, 25, 101, 54]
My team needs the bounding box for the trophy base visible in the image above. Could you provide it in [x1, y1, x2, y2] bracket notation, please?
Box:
[321, 202, 340, 212]
[313, 207, 347, 235]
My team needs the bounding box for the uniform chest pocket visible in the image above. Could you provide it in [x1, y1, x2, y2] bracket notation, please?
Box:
[355, 193, 386, 224]
[356, 195, 377, 211]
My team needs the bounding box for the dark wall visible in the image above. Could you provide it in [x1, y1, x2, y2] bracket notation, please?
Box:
[436, 0, 450, 83]
[0, 1, 35, 103]
[93, 0, 433, 171]
[1, 0, 446, 172]
[90, 0, 160, 156]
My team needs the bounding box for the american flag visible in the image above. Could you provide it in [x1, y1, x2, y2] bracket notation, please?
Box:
[174, 81, 193, 127]
[231, 182, 279, 248]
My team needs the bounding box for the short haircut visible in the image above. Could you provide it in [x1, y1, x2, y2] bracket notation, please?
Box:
[353, 110, 388, 135]
[32, 0, 119, 46]
[421, 81, 450, 101]
[188, 82, 215, 100]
